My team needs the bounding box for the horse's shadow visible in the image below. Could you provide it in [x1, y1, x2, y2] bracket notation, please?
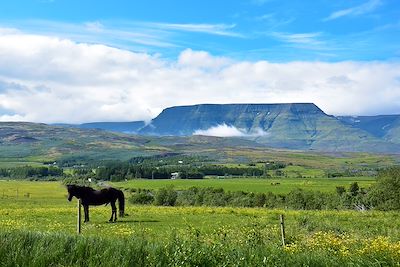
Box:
[100, 219, 160, 224]
[120, 219, 160, 223]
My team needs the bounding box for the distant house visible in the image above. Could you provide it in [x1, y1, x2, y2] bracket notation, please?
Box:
[171, 172, 179, 179]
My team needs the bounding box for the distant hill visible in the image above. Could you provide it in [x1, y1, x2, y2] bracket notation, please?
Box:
[53, 121, 145, 133]
[138, 103, 400, 153]
[0, 122, 153, 162]
[0, 122, 270, 164]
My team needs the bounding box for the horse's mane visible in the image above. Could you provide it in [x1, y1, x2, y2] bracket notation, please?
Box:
[67, 184, 95, 192]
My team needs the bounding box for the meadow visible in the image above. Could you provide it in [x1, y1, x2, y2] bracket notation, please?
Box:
[1, 180, 400, 266]
[114, 176, 376, 194]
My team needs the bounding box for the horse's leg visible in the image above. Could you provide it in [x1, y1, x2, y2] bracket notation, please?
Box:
[109, 201, 117, 222]
[84, 205, 89, 222]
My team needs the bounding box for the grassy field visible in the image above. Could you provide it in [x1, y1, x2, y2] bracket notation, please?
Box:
[113, 176, 376, 194]
[0, 180, 396, 240]
[1, 180, 399, 266]
[0, 180, 395, 238]
[0, 177, 376, 198]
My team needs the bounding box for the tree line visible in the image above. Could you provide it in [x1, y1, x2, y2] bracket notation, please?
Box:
[94, 162, 266, 181]
[128, 166, 400, 211]
[0, 166, 63, 179]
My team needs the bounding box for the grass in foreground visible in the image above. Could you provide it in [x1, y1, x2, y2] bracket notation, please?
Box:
[1, 228, 399, 267]
[0, 180, 400, 266]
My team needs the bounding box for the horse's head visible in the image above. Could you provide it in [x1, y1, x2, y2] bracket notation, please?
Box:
[66, 185, 76, 201]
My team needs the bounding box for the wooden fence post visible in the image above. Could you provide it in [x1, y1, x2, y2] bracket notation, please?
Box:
[280, 214, 286, 246]
[77, 199, 81, 234]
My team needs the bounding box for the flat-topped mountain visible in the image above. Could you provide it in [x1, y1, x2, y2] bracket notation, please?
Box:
[139, 103, 325, 136]
[136, 103, 399, 152]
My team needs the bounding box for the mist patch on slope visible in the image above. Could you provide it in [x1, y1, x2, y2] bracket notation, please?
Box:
[193, 123, 268, 137]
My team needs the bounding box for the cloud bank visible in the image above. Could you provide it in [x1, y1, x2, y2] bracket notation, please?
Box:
[193, 124, 268, 137]
[0, 29, 399, 123]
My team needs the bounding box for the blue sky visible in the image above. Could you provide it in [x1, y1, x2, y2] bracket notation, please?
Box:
[1, 0, 399, 61]
[0, 0, 399, 123]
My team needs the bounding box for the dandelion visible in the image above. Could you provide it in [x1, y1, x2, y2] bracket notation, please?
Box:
[284, 243, 299, 254]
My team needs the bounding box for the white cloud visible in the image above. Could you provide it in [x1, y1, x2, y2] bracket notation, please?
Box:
[0, 29, 399, 123]
[145, 22, 243, 37]
[5, 20, 243, 51]
[178, 49, 231, 69]
[193, 124, 268, 137]
[3, 20, 177, 50]
[324, 0, 382, 21]
[271, 32, 323, 46]
[194, 124, 246, 137]
[84, 21, 104, 32]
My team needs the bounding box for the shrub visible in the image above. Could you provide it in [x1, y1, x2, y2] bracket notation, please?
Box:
[129, 190, 154, 205]
[368, 166, 400, 210]
[154, 186, 177, 206]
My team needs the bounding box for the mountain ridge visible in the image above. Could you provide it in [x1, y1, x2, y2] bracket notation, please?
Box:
[34, 103, 400, 153]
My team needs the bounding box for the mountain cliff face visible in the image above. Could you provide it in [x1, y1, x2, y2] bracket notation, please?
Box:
[338, 115, 400, 144]
[140, 103, 324, 135]
[139, 103, 400, 152]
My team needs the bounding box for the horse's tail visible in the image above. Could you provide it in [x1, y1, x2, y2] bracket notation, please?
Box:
[117, 189, 125, 217]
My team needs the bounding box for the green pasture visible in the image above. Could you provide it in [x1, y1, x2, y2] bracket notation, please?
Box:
[114, 177, 376, 194]
[224, 148, 398, 169]
[0, 181, 400, 240]
[0, 160, 44, 168]
[0, 180, 396, 241]
[0, 177, 376, 201]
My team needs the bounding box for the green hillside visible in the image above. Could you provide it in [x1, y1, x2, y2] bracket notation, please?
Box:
[0, 122, 398, 173]
[0, 122, 154, 164]
[0, 122, 274, 166]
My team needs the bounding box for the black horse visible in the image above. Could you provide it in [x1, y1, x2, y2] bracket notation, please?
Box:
[67, 185, 125, 222]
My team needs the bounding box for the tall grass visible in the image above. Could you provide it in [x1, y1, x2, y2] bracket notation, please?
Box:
[1, 229, 399, 267]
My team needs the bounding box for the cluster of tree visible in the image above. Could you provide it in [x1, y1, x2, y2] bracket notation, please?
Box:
[56, 155, 92, 167]
[0, 166, 63, 179]
[62, 177, 94, 187]
[197, 165, 264, 177]
[129, 185, 358, 209]
[128, 166, 400, 211]
[57, 154, 287, 181]
[93, 161, 267, 181]
[326, 169, 377, 178]
[95, 163, 205, 181]
[128, 154, 206, 166]
[263, 161, 287, 170]
[368, 167, 400, 210]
